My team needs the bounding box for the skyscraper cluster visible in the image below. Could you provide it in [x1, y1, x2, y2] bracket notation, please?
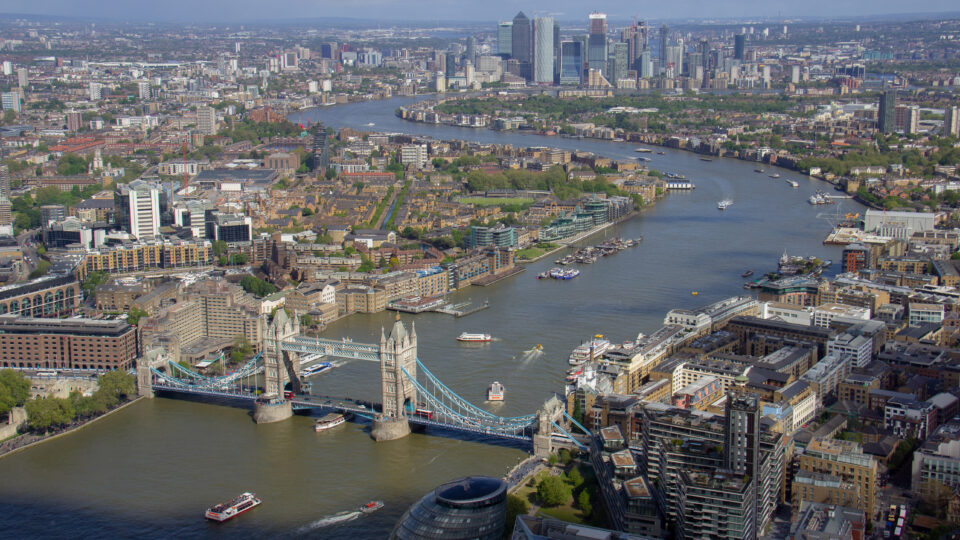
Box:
[495, 12, 670, 87]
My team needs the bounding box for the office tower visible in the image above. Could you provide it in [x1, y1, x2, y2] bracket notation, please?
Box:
[621, 26, 642, 70]
[66, 111, 82, 132]
[511, 12, 532, 79]
[532, 17, 555, 84]
[559, 41, 584, 84]
[608, 42, 628, 84]
[1, 61, 11, 75]
[734, 34, 746, 61]
[588, 12, 608, 74]
[466, 36, 477, 65]
[138, 81, 151, 99]
[197, 106, 217, 136]
[0, 92, 21, 113]
[640, 50, 653, 78]
[40, 205, 66, 229]
[89, 81, 103, 101]
[497, 21, 513, 57]
[553, 20, 560, 83]
[698, 39, 710, 71]
[445, 51, 457, 77]
[17, 68, 27, 88]
[943, 106, 959, 137]
[665, 43, 683, 77]
[658, 25, 669, 74]
[115, 180, 161, 240]
[791, 65, 801, 84]
[235, 41, 241, 54]
[878, 90, 896, 133]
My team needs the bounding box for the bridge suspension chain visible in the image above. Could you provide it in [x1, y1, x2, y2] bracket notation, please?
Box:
[414, 359, 536, 423]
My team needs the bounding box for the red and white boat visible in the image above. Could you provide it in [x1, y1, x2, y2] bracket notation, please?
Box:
[457, 332, 492, 342]
[487, 381, 505, 401]
[205, 492, 261, 522]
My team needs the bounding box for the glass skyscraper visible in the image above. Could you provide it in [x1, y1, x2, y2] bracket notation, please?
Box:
[587, 12, 607, 74]
[497, 21, 512, 57]
[511, 11, 532, 79]
[559, 40, 583, 84]
[533, 16, 555, 84]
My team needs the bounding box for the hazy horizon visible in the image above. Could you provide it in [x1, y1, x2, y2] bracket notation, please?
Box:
[2, 0, 959, 25]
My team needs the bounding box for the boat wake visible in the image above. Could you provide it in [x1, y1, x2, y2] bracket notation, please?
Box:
[298, 511, 361, 531]
[518, 348, 544, 364]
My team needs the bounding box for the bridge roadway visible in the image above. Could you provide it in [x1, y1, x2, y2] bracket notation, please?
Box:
[281, 337, 380, 362]
[152, 384, 535, 442]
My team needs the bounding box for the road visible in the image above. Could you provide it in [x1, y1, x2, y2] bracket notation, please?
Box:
[15, 228, 39, 280]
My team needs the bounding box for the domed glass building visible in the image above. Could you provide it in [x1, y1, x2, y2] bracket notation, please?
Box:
[391, 476, 507, 539]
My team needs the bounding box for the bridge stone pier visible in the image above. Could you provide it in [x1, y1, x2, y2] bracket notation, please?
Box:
[533, 396, 566, 458]
[255, 309, 301, 424]
[371, 319, 418, 441]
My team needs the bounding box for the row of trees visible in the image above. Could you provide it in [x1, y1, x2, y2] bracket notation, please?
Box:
[23, 371, 137, 432]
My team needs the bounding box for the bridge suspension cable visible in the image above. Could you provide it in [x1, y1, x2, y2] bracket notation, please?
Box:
[414, 359, 536, 423]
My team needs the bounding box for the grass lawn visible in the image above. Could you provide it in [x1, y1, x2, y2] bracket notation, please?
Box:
[456, 197, 533, 207]
[538, 503, 588, 523]
[516, 247, 546, 260]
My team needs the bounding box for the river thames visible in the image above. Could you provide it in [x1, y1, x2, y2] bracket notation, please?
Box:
[0, 96, 864, 538]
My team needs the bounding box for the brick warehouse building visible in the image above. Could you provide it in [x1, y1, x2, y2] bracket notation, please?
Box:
[0, 315, 139, 371]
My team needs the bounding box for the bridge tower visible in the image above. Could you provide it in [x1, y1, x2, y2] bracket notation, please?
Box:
[533, 395, 565, 458]
[371, 318, 417, 441]
[255, 308, 300, 424]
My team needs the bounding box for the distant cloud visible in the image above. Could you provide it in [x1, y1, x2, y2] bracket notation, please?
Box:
[3, 0, 958, 23]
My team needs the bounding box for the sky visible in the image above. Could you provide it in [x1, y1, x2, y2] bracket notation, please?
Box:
[2, 0, 958, 24]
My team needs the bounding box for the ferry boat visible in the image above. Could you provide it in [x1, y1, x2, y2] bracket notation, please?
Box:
[769, 173, 781, 178]
[360, 501, 384, 514]
[457, 332, 492, 342]
[314, 413, 346, 432]
[487, 381, 505, 401]
[787, 180, 799, 188]
[205, 492, 262, 522]
[741, 270, 754, 278]
[568, 335, 613, 365]
[717, 199, 733, 210]
[635, 147, 652, 153]
[302, 362, 333, 377]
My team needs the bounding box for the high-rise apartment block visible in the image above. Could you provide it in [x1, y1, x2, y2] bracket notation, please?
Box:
[196, 106, 217, 136]
[878, 90, 896, 133]
[1, 92, 21, 113]
[945, 106, 960, 137]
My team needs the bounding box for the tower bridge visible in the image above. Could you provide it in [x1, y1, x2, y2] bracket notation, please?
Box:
[139, 313, 585, 456]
